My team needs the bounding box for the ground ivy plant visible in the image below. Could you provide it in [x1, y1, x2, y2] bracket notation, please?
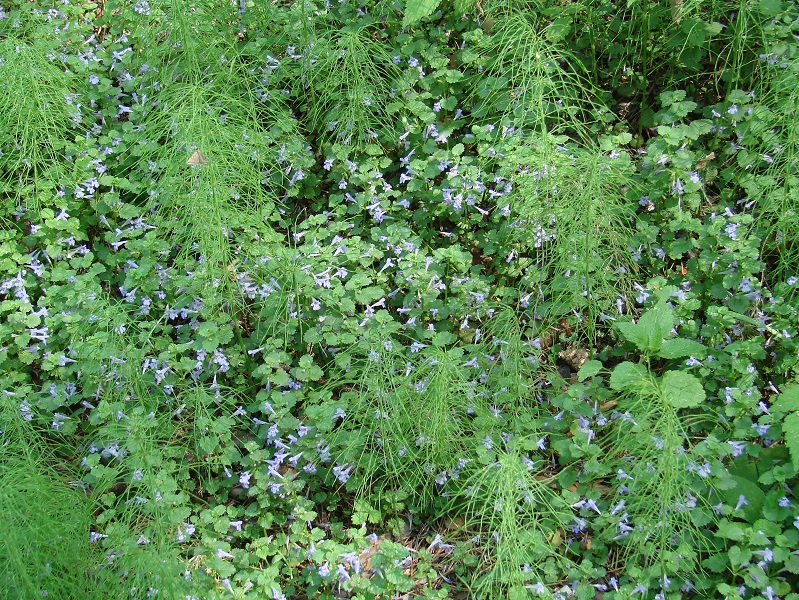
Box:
[2, 0, 799, 599]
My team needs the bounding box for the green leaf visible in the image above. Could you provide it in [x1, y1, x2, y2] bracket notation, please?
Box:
[702, 552, 728, 573]
[291, 354, 324, 382]
[784, 412, 799, 472]
[577, 360, 603, 381]
[355, 286, 386, 304]
[614, 321, 649, 352]
[657, 338, 707, 359]
[615, 302, 674, 354]
[545, 17, 572, 42]
[716, 520, 745, 540]
[723, 464, 766, 522]
[771, 384, 799, 414]
[270, 369, 290, 387]
[609, 361, 649, 391]
[638, 301, 674, 344]
[403, 0, 442, 27]
[352, 499, 381, 525]
[758, 0, 784, 17]
[432, 331, 457, 346]
[206, 555, 236, 578]
[728, 545, 749, 567]
[685, 20, 709, 47]
[661, 370, 705, 408]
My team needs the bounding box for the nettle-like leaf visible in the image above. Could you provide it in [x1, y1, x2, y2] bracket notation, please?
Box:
[772, 385, 799, 471]
[403, 0, 442, 27]
[770, 384, 799, 414]
[660, 370, 705, 409]
[609, 361, 650, 392]
[785, 412, 799, 471]
[658, 338, 707, 359]
[615, 301, 675, 354]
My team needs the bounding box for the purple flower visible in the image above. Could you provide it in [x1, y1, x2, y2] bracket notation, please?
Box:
[333, 464, 352, 484]
[569, 518, 586, 533]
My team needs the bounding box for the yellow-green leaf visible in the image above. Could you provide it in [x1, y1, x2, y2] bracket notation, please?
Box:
[403, 0, 442, 27]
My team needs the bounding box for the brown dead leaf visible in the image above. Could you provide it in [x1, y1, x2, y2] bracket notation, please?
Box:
[696, 152, 715, 169]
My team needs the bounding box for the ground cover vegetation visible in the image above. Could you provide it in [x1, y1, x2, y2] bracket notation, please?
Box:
[1, 0, 799, 597]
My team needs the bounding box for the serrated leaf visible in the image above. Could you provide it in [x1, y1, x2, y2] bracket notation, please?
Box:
[545, 17, 572, 42]
[432, 331, 456, 346]
[728, 545, 747, 567]
[658, 338, 707, 359]
[291, 361, 324, 382]
[771, 384, 799, 414]
[661, 370, 705, 408]
[270, 369, 290, 386]
[577, 359, 603, 381]
[355, 286, 386, 304]
[784, 412, 799, 472]
[614, 321, 649, 352]
[206, 555, 236, 578]
[653, 285, 680, 301]
[702, 552, 728, 573]
[637, 301, 674, 349]
[609, 361, 649, 391]
[615, 302, 674, 354]
[785, 553, 799, 574]
[403, 0, 441, 27]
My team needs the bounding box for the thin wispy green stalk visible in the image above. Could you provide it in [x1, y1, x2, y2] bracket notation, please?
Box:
[476, 306, 541, 415]
[469, 6, 603, 142]
[73, 310, 208, 599]
[502, 136, 638, 341]
[0, 37, 86, 215]
[326, 333, 475, 510]
[448, 445, 572, 597]
[1, 392, 100, 600]
[602, 375, 717, 580]
[301, 23, 400, 149]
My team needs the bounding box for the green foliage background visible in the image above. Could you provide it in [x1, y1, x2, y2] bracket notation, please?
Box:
[1, 0, 799, 598]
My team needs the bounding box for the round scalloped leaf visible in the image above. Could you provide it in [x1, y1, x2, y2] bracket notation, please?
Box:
[661, 370, 705, 409]
[609, 361, 649, 391]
